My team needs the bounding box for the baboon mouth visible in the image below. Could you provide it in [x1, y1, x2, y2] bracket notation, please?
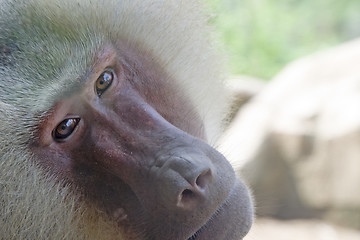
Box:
[187, 180, 252, 240]
[187, 211, 219, 240]
[187, 193, 229, 240]
[187, 190, 231, 240]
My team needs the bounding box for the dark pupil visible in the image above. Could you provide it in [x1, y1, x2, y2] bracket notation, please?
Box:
[54, 118, 80, 140]
[96, 70, 113, 96]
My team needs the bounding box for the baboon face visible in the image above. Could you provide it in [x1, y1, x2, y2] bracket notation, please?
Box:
[0, 1, 253, 239]
[30, 42, 252, 239]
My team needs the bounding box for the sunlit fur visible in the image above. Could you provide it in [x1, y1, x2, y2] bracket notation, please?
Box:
[0, 0, 229, 239]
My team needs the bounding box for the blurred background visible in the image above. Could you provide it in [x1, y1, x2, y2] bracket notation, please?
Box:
[206, 0, 360, 79]
[205, 0, 360, 239]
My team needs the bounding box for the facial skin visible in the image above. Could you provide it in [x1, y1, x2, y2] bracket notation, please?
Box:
[30, 43, 252, 239]
[0, 1, 253, 239]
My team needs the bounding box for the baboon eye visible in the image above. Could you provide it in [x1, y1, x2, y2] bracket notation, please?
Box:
[53, 118, 80, 140]
[95, 69, 114, 96]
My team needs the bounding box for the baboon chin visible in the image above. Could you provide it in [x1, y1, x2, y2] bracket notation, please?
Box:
[0, 0, 253, 239]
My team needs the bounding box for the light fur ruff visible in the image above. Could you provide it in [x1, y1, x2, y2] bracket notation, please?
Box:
[0, 0, 228, 239]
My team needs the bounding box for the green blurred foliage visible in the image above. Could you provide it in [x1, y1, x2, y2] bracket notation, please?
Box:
[206, 0, 360, 80]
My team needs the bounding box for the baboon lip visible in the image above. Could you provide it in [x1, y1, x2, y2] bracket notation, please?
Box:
[187, 183, 237, 240]
[187, 180, 252, 240]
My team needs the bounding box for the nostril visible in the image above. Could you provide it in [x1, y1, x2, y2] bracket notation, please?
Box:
[177, 169, 212, 209]
[195, 169, 212, 190]
[181, 189, 194, 202]
[182, 189, 194, 197]
[177, 189, 196, 209]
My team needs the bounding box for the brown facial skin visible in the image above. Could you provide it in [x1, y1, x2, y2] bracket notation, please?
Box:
[31, 42, 252, 240]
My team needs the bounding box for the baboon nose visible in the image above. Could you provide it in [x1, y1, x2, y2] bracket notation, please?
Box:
[177, 168, 213, 209]
[151, 153, 215, 211]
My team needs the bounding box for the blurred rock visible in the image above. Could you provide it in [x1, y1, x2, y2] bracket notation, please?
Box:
[245, 218, 360, 240]
[224, 76, 266, 123]
[219, 38, 360, 229]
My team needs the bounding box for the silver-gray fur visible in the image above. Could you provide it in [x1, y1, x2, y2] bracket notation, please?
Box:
[0, 0, 252, 239]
